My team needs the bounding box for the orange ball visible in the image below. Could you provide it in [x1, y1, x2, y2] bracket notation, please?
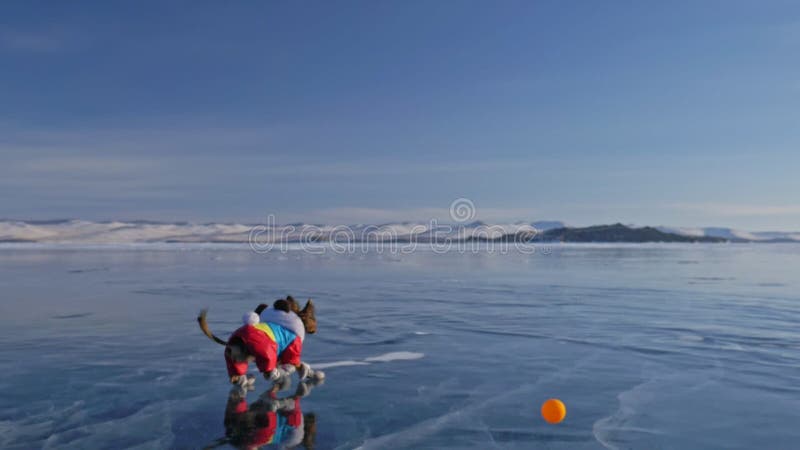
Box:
[541, 398, 567, 424]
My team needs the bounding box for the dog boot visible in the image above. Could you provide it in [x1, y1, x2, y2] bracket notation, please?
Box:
[267, 368, 292, 392]
[279, 363, 297, 376]
[231, 374, 256, 396]
[298, 362, 325, 381]
[297, 362, 311, 380]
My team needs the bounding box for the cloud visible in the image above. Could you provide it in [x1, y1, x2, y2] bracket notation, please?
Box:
[0, 29, 64, 52]
[293, 207, 449, 224]
[0, 121, 537, 181]
[282, 206, 537, 224]
[0, 122, 278, 157]
[0, 121, 550, 222]
[19, 157, 157, 174]
[668, 203, 800, 217]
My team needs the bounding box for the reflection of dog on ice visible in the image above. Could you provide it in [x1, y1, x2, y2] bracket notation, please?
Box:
[198, 296, 325, 388]
[204, 378, 323, 450]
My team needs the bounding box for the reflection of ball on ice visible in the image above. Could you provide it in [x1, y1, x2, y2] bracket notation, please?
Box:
[541, 398, 567, 424]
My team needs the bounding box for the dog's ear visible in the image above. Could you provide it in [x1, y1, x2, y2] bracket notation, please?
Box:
[284, 295, 300, 313]
[273, 299, 290, 312]
[299, 299, 317, 334]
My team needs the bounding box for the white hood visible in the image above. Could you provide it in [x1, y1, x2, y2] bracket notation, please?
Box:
[260, 308, 306, 342]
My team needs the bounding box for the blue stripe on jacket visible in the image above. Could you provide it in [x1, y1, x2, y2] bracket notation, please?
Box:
[266, 322, 297, 355]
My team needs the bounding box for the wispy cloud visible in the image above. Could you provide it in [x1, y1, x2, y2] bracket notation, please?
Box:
[0, 121, 547, 222]
[283, 206, 537, 224]
[0, 122, 536, 178]
[669, 203, 800, 217]
[19, 157, 157, 174]
[0, 28, 65, 52]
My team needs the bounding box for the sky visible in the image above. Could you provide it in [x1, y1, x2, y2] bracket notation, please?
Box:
[1, 1, 799, 229]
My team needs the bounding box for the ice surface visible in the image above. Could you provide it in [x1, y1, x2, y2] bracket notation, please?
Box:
[311, 360, 370, 370]
[1, 244, 799, 449]
[311, 351, 424, 370]
[362, 351, 424, 363]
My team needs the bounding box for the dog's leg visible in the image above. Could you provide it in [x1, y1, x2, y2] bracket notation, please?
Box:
[229, 374, 256, 396]
[264, 367, 293, 392]
[280, 363, 297, 376]
[295, 362, 325, 381]
[230, 374, 255, 386]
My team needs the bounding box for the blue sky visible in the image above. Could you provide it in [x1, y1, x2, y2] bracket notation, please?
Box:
[2, 1, 799, 229]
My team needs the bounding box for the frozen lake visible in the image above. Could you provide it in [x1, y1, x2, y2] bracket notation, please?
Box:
[1, 243, 799, 449]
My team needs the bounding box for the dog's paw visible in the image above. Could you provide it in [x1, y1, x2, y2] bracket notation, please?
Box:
[233, 374, 256, 387]
[297, 362, 311, 381]
[312, 369, 325, 381]
[280, 363, 297, 375]
[265, 370, 281, 382]
[265, 367, 295, 392]
[230, 374, 256, 395]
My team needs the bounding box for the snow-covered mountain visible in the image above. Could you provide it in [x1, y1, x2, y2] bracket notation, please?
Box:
[0, 219, 255, 243]
[0, 219, 797, 243]
[0, 219, 562, 244]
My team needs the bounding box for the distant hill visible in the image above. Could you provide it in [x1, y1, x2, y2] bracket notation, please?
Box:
[535, 223, 727, 243]
[531, 221, 566, 231]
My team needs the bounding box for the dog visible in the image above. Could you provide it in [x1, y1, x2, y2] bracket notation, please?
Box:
[198, 296, 324, 387]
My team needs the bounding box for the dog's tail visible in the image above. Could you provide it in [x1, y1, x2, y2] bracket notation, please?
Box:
[197, 309, 228, 346]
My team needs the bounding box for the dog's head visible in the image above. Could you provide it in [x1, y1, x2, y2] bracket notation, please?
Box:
[255, 295, 317, 335]
[280, 295, 317, 335]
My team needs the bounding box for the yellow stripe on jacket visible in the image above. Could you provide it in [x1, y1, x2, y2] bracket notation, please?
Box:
[253, 322, 277, 342]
